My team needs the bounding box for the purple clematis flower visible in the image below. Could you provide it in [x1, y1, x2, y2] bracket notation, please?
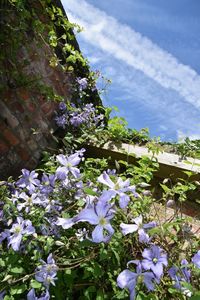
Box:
[76, 77, 88, 91]
[58, 102, 66, 111]
[8, 217, 35, 251]
[40, 174, 56, 195]
[55, 114, 67, 128]
[120, 215, 156, 243]
[57, 200, 115, 243]
[192, 250, 200, 268]
[117, 260, 155, 300]
[168, 259, 191, 292]
[74, 200, 115, 243]
[17, 192, 43, 212]
[27, 288, 50, 300]
[56, 153, 81, 179]
[142, 245, 168, 279]
[35, 253, 58, 288]
[98, 171, 138, 208]
[16, 169, 40, 193]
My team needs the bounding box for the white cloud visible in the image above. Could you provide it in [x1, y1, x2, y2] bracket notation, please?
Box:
[62, 0, 200, 111]
[177, 130, 200, 142]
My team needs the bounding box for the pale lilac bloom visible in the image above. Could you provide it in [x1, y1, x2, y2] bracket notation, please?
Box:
[168, 259, 191, 292]
[117, 260, 155, 300]
[40, 174, 56, 195]
[0, 290, 6, 300]
[98, 171, 138, 208]
[8, 217, 35, 251]
[192, 250, 200, 268]
[56, 153, 81, 179]
[55, 114, 66, 128]
[27, 289, 50, 300]
[58, 102, 66, 111]
[107, 169, 116, 176]
[56, 217, 75, 229]
[120, 215, 156, 243]
[16, 169, 40, 193]
[35, 254, 58, 288]
[70, 113, 84, 127]
[75, 148, 86, 157]
[74, 200, 115, 243]
[76, 77, 88, 90]
[142, 245, 168, 279]
[168, 260, 192, 297]
[17, 192, 43, 212]
[10, 190, 20, 204]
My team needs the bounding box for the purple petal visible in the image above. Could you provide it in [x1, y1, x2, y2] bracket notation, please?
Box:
[8, 234, 22, 251]
[75, 208, 98, 225]
[27, 288, 36, 300]
[192, 250, 200, 268]
[69, 167, 80, 178]
[142, 259, 153, 270]
[92, 225, 104, 243]
[143, 272, 155, 291]
[138, 229, 150, 243]
[151, 262, 163, 278]
[143, 221, 157, 229]
[120, 223, 138, 235]
[133, 215, 143, 226]
[104, 223, 115, 241]
[56, 154, 68, 166]
[95, 201, 109, 218]
[68, 153, 81, 166]
[56, 166, 68, 180]
[56, 217, 74, 229]
[117, 269, 137, 289]
[99, 190, 116, 203]
[119, 193, 130, 208]
[98, 172, 115, 189]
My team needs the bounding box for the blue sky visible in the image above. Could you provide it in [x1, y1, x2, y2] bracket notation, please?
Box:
[62, 0, 200, 141]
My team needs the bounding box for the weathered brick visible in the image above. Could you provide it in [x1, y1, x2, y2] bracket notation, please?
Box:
[0, 140, 9, 154]
[0, 120, 7, 132]
[38, 95, 46, 105]
[13, 102, 24, 113]
[16, 146, 30, 161]
[41, 102, 54, 114]
[27, 139, 38, 151]
[17, 88, 30, 101]
[7, 151, 20, 165]
[3, 129, 19, 146]
[0, 101, 19, 128]
[26, 101, 36, 112]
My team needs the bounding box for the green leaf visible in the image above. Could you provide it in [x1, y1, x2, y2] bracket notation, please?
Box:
[83, 187, 98, 196]
[10, 267, 24, 274]
[10, 284, 27, 295]
[31, 280, 42, 289]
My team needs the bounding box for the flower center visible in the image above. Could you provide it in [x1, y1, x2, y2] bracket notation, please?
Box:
[66, 162, 72, 168]
[114, 183, 120, 190]
[14, 225, 21, 234]
[153, 257, 158, 264]
[137, 275, 144, 284]
[99, 217, 107, 226]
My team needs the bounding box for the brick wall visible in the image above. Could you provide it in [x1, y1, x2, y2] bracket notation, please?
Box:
[0, 1, 74, 179]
